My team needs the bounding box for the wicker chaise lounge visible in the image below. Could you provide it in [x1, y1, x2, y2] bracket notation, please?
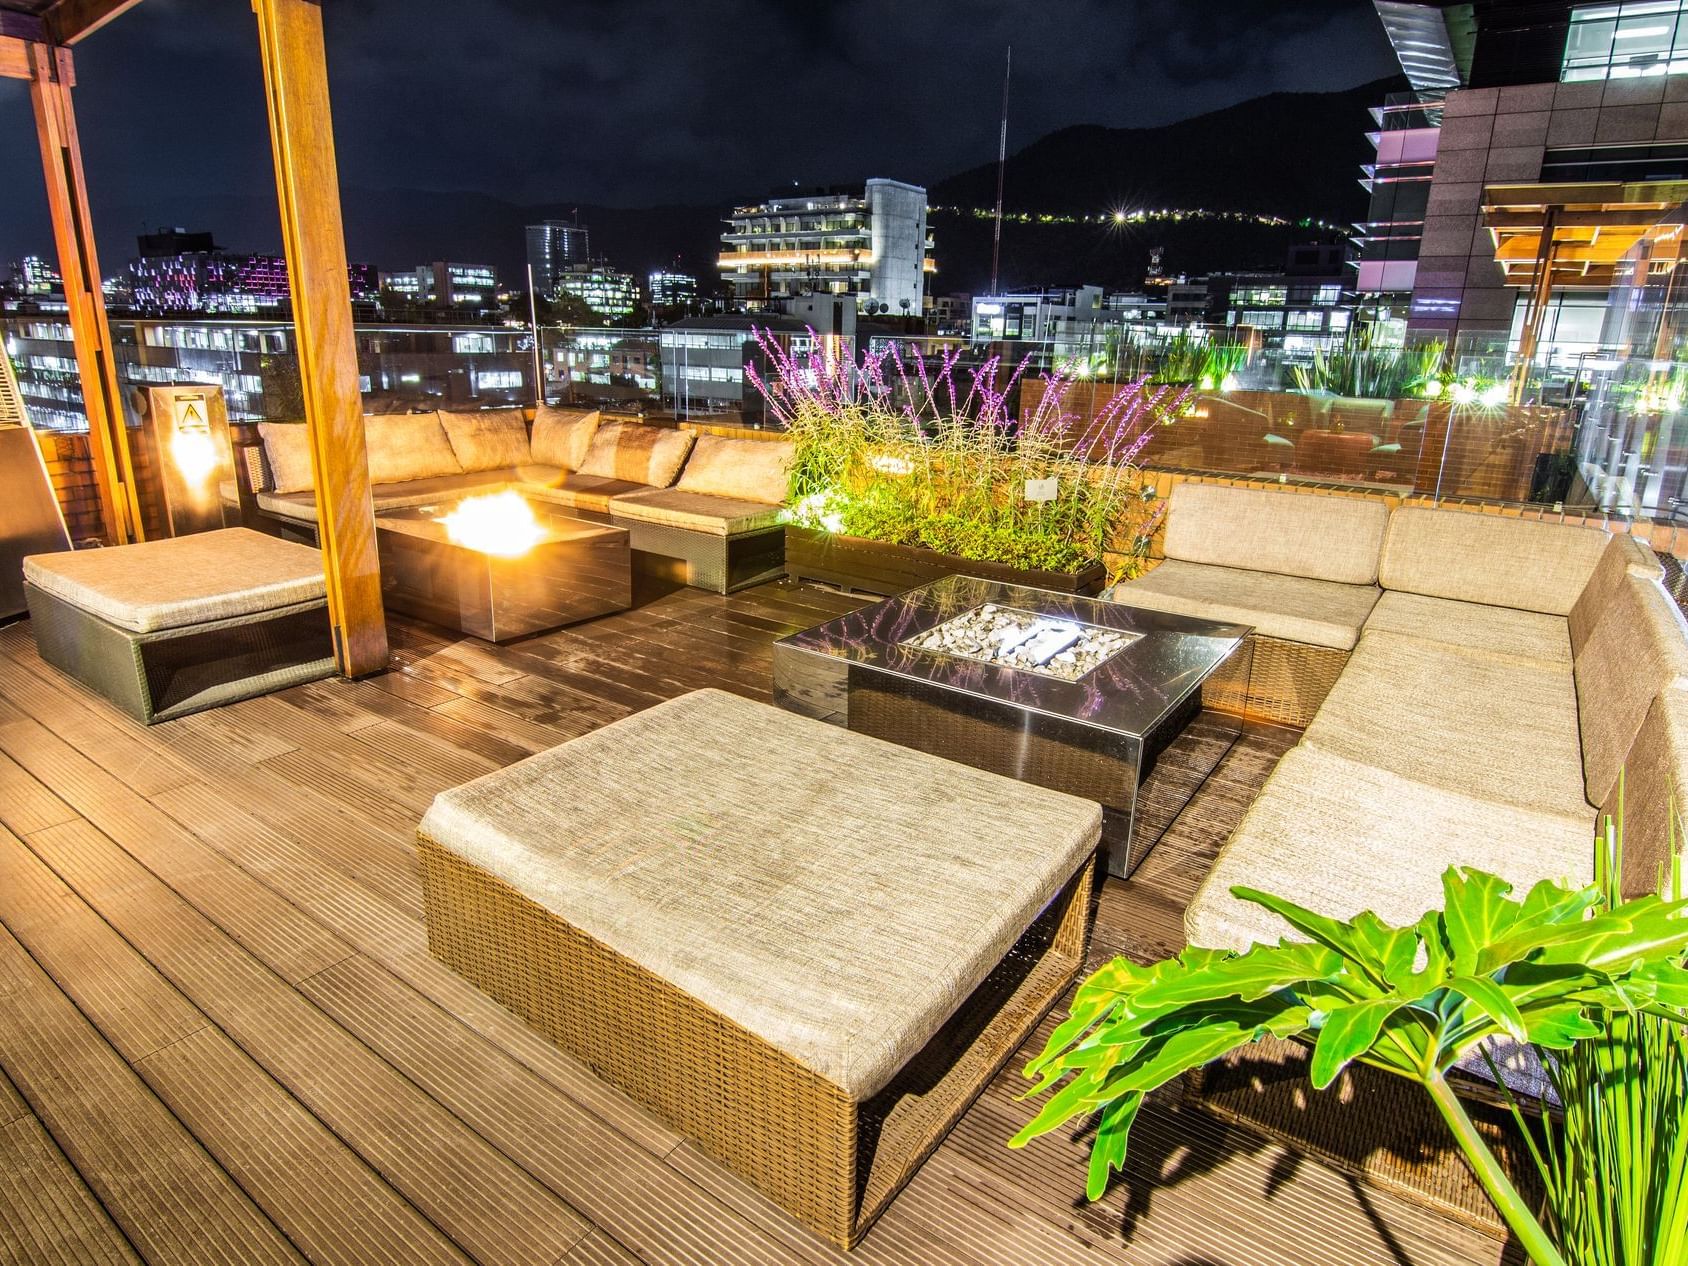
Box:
[23, 527, 336, 724]
[417, 688, 1100, 1249]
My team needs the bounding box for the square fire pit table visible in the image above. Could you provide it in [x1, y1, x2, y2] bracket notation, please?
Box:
[376, 493, 631, 642]
[773, 574, 1252, 877]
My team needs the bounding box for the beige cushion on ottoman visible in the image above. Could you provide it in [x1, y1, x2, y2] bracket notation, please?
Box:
[1379, 508, 1609, 614]
[1113, 559, 1379, 651]
[674, 434, 793, 505]
[609, 488, 785, 537]
[420, 687, 1099, 1098]
[1186, 744, 1593, 952]
[23, 527, 326, 634]
[578, 422, 695, 488]
[418, 688, 1099, 1248]
[1163, 483, 1390, 585]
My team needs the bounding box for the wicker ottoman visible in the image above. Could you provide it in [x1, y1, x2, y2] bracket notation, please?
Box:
[23, 527, 336, 724]
[418, 688, 1100, 1249]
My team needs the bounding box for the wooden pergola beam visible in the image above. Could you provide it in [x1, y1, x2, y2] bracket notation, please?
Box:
[42, 0, 143, 44]
[27, 39, 142, 543]
[252, 0, 387, 677]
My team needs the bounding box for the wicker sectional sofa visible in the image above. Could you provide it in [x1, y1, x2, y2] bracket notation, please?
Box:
[1107, 483, 1686, 958]
[224, 408, 794, 594]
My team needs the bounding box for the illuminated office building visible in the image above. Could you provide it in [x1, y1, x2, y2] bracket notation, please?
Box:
[719, 179, 934, 312]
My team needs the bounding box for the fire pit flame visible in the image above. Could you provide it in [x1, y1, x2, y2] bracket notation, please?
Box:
[438, 491, 544, 557]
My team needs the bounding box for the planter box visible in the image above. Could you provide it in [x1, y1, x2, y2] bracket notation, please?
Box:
[785, 526, 1105, 597]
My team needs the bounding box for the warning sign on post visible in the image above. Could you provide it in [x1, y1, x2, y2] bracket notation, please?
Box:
[172, 394, 210, 435]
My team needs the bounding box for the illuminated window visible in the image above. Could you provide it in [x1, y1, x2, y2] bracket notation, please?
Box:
[1564, 3, 1688, 81]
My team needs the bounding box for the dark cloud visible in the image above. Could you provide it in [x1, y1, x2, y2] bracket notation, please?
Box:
[0, 0, 1395, 261]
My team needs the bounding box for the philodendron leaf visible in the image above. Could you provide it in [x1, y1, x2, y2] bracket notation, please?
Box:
[1442, 868, 1526, 971]
[1086, 1093, 1143, 1201]
[1231, 887, 1399, 981]
[1309, 998, 1407, 1088]
[1446, 975, 1530, 1043]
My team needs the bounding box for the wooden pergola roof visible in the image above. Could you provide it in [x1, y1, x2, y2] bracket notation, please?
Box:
[2, 0, 388, 676]
[1481, 180, 1688, 290]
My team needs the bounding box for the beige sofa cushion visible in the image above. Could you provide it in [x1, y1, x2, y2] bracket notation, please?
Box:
[23, 527, 326, 634]
[1576, 574, 1688, 807]
[1379, 508, 1609, 614]
[578, 422, 695, 488]
[1602, 686, 1688, 899]
[439, 408, 531, 472]
[1111, 560, 1379, 651]
[258, 421, 315, 493]
[674, 435, 793, 506]
[523, 473, 648, 516]
[363, 412, 463, 485]
[1185, 744, 1592, 952]
[1569, 532, 1662, 655]
[610, 488, 785, 537]
[1163, 483, 1389, 585]
[1362, 592, 1571, 667]
[530, 405, 601, 471]
[419, 688, 1100, 1098]
[1304, 629, 1589, 818]
[257, 471, 513, 524]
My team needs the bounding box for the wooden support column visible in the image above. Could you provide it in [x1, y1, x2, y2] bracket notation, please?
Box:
[1510, 206, 1558, 406]
[252, 0, 388, 676]
[27, 41, 142, 544]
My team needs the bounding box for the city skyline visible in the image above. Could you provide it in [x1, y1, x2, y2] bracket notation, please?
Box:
[0, 0, 1396, 268]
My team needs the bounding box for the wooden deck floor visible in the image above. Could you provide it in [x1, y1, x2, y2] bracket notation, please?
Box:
[0, 579, 1511, 1266]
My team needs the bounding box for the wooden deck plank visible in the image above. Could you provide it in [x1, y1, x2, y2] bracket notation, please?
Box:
[299, 953, 819, 1266]
[0, 661, 688, 1165]
[0, 923, 305, 1266]
[19, 817, 590, 1265]
[0, 825, 475, 1266]
[0, 1114, 143, 1266]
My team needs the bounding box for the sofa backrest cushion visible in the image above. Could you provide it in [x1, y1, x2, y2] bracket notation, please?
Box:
[439, 407, 531, 472]
[1603, 686, 1688, 900]
[363, 412, 463, 485]
[1379, 507, 1609, 614]
[1575, 573, 1688, 806]
[530, 405, 601, 471]
[258, 421, 315, 494]
[674, 435, 793, 506]
[1569, 532, 1662, 656]
[578, 422, 695, 488]
[1163, 482, 1389, 585]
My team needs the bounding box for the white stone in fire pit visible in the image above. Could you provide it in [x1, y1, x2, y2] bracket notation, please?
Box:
[902, 603, 1139, 681]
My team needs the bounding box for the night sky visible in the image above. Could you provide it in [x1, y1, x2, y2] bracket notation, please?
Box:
[0, 0, 1397, 269]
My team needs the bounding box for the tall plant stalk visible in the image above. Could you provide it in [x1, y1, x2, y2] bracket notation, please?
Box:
[749, 328, 1188, 577]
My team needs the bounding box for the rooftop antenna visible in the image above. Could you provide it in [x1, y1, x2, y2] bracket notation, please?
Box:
[990, 44, 1011, 294]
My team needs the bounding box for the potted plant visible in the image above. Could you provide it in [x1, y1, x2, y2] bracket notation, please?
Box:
[1011, 813, 1688, 1266]
[749, 329, 1189, 597]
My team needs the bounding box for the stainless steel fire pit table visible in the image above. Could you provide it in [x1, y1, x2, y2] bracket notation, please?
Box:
[376, 493, 631, 642]
[773, 574, 1252, 877]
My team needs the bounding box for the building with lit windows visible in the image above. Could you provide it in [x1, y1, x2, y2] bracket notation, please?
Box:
[719, 179, 934, 313]
[648, 269, 700, 309]
[1365, 1, 1688, 362]
[379, 262, 501, 311]
[526, 220, 591, 296]
[554, 265, 639, 320]
[1205, 242, 1353, 347]
[658, 313, 813, 417]
[970, 286, 1123, 362]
